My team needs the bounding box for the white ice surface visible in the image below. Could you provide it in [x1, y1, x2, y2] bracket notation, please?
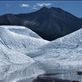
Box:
[0, 25, 47, 82]
[1, 26, 82, 82]
[32, 28, 82, 78]
[0, 25, 49, 54]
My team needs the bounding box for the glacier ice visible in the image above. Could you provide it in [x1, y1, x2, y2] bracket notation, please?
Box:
[1, 25, 41, 38]
[34, 28, 82, 67]
[0, 26, 49, 54]
[32, 28, 82, 81]
[0, 25, 47, 82]
[1, 25, 82, 82]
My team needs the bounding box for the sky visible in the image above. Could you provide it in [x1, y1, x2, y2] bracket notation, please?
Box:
[0, 1, 82, 18]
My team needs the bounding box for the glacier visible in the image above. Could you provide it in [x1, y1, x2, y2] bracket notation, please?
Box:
[0, 25, 49, 53]
[1, 25, 82, 82]
[28, 28, 82, 81]
[0, 25, 47, 82]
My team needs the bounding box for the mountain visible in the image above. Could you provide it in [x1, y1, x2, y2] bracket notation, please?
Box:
[0, 7, 82, 40]
[0, 14, 22, 25]
[81, 18, 82, 24]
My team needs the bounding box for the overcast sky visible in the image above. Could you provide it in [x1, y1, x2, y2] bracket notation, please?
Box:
[0, 1, 82, 18]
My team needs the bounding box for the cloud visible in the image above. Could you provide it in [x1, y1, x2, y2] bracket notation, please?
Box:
[20, 4, 30, 8]
[37, 3, 51, 7]
[32, 3, 51, 10]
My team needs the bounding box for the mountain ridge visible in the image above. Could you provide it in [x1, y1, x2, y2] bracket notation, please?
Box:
[0, 7, 82, 41]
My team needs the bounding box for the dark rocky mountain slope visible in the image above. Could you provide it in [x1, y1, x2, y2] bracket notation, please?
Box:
[0, 7, 82, 41]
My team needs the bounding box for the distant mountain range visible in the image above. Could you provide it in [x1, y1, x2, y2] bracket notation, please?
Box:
[0, 7, 82, 41]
